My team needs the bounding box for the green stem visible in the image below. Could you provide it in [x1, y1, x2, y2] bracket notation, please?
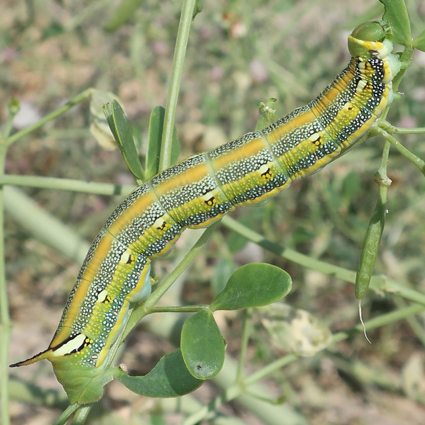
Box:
[0, 149, 9, 327]
[70, 405, 91, 424]
[6, 88, 93, 146]
[236, 308, 253, 382]
[4, 187, 90, 265]
[158, 0, 196, 171]
[355, 140, 390, 300]
[150, 305, 209, 313]
[221, 216, 425, 306]
[0, 174, 134, 196]
[380, 123, 425, 134]
[2, 112, 15, 139]
[331, 304, 425, 342]
[375, 127, 425, 176]
[393, 298, 425, 347]
[52, 404, 80, 425]
[392, 45, 414, 93]
[0, 134, 10, 425]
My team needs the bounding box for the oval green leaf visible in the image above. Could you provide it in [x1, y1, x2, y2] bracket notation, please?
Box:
[181, 310, 225, 379]
[116, 349, 203, 398]
[210, 263, 292, 312]
[103, 100, 145, 182]
[379, 0, 411, 46]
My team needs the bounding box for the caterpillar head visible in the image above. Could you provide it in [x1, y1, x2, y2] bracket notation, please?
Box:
[348, 21, 393, 60]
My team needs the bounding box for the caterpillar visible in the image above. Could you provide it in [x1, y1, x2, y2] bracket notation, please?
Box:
[11, 21, 402, 405]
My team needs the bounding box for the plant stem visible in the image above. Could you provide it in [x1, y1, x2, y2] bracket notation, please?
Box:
[355, 140, 390, 300]
[221, 216, 425, 306]
[393, 298, 425, 347]
[236, 308, 253, 382]
[331, 304, 425, 342]
[0, 174, 135, 196]
[6, 88, 93, 146]
[381, 124, 425, 134]
[70, 405, 91, 424]
[52, 404, 80, 425]
[376, 127, 425, 176]
[392, 45, 414, 93]
[150, 305, 210, 313]
[159, 0, 197, 171]
[0, 131, 11, 425]
[4, 187, 90, 265]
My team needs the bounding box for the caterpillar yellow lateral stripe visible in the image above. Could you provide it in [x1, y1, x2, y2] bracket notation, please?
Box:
[11, 21, 402, 405]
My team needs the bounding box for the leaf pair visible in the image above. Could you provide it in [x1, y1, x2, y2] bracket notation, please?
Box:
[99, 96, 179, 184]
[116, 264, 292, 398]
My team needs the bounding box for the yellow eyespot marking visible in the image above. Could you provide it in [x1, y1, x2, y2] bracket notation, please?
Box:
[342, 103, 354, 112]
[309, 133, 322, 147]
[119, 249, 136, 266]
[356, 79, 367, 93]
[97, 290, 112, 304]
[259, 164, 273, 180]
[52, 334, 88, 357]
[202, 191, 216, 206]
[153, 216, 169, 231]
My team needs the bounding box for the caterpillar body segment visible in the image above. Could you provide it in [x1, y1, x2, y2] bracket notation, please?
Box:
[11, 22, 401, 405]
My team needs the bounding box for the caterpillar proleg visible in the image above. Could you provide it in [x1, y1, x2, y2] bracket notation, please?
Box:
[11, 21, 402, 404]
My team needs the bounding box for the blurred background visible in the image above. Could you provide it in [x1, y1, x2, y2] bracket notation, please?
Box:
[2, 0, 425, 424]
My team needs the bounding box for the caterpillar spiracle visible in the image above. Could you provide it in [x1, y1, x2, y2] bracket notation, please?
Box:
[11, 21, 402, 404]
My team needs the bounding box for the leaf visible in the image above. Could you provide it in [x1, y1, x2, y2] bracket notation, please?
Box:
[103, 100, 145, 182]
[181, 310, 225, 379]
[255, 98, 277, 131]
[379, 0, 411, 46]
[145, 106, 180, 179]
[210, 263, 292, 312]
[104, 0, 143, 33]
[193, 0, 203, 20]
[116, 349, 203, 397]
[211, 258, 234, 295]
[90, 90, 121, 151]
[413, 29, 425, 52]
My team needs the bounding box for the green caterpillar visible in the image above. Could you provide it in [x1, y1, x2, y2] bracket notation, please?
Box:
[11, 21, 402, 405]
